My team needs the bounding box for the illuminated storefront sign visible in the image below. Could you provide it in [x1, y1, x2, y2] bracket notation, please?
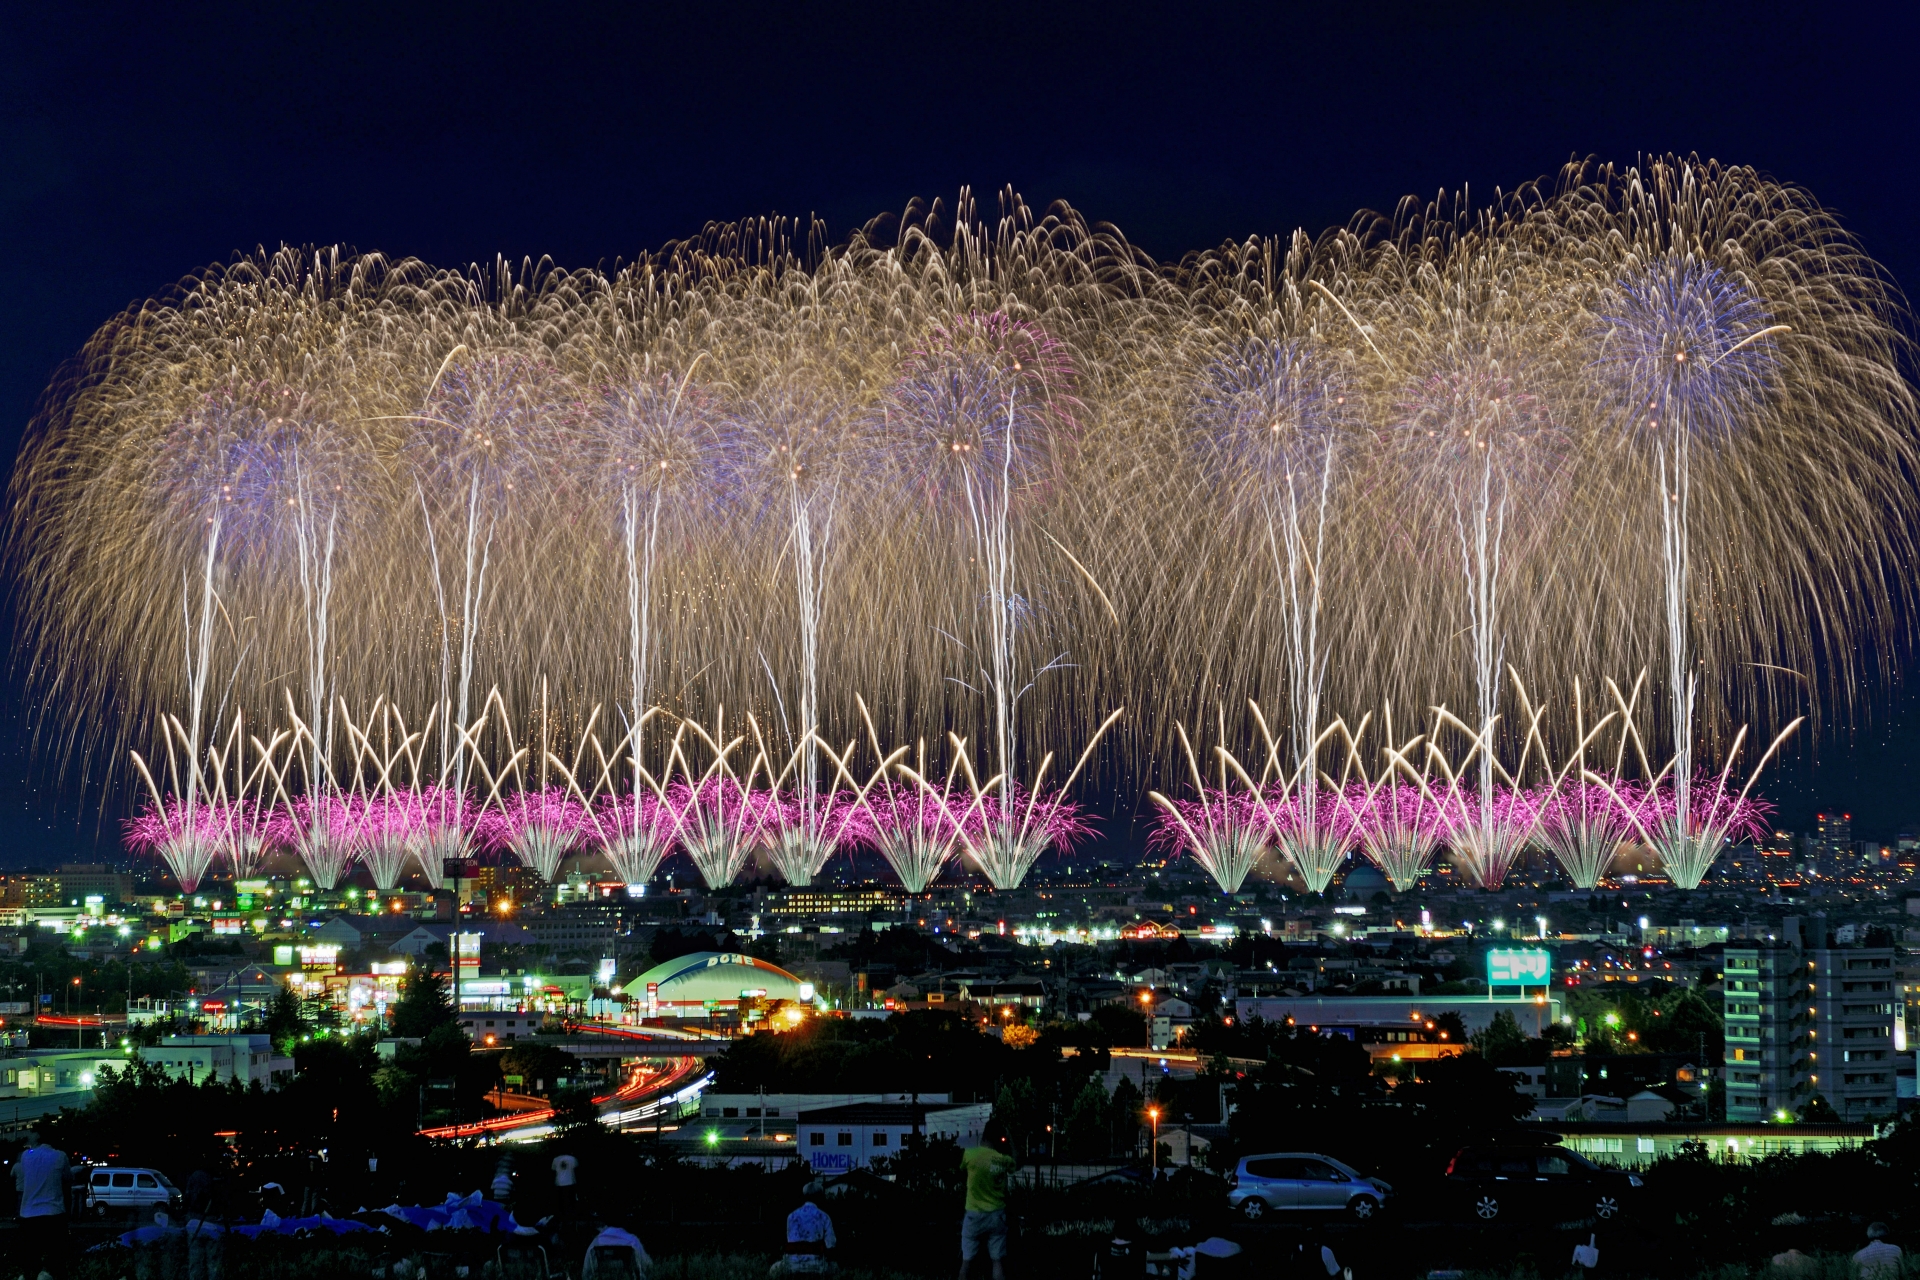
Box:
[1487, 948, 1551, 987]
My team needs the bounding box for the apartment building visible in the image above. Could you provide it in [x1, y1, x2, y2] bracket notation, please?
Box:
[1807, 945, 1898, 1121]
[1723, 917, 1899, 1123]
[1722, 941, 1812, 1122]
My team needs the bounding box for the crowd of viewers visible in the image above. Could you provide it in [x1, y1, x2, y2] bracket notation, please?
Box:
[0, 1121, 1908, 1280]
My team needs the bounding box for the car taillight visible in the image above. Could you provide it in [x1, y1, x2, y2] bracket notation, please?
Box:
[1443, 1155, 1459, 1176]
[1226, 1172, 1238, 1187]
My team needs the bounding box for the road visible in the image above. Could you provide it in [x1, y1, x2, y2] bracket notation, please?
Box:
[419, 1021, 719, 1141]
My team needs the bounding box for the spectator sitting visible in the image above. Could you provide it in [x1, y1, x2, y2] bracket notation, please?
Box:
[1769, 1248, 1817, 1276]
[583, 1225, 651, 1280]
[1855, 1224, 1903, 1280]
[770, 1180, 837, 1277]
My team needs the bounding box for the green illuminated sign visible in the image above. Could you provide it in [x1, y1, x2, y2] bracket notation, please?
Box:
[1487, 948, 1551, 987]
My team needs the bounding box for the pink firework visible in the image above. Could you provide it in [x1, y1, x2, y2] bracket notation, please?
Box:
[125, 797, 228, 893]
[589, 790, 684, 890]
[275, 793, 361, 890]
[864, 771, 969, 895]
[958, 786, 1094, 888]
[357, 792, 424, 890]
[1342, 781, 1445, 893]
[1429, 782, 1541, 889]
[484, 787, 587, 883]
[668, 777, 776, 889]
[1636, 782, 1772, 887]
[1259, 784, 1359, 895]
[408, 784, 481, 890]
[1149, 789, 1268, 894]
[765, 790, 872, 888]
[1535, 777, 1645, 889]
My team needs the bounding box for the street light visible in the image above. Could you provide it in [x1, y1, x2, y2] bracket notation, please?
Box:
[1148, 1106, 1160, 1174]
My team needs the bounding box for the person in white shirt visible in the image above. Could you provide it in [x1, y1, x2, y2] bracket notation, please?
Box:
[552, 1152, 579, 1214]
[1854, 1223, 1903, 1279]
[770, 1181, 837, 1277]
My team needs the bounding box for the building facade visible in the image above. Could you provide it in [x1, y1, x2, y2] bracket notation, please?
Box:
[1807, 945, 1897, 1120]
[1723, 922, 1899, 1123]
[797, 1101, 992, 1173]
[1722, 942, 1812, 1122]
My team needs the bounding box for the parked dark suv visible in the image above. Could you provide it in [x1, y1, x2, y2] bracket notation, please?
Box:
[1444, 1144, 1641, 1223]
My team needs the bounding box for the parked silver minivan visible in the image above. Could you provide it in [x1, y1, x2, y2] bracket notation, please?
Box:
[1227, 1152, 1392, 1220]
[85, 1167, 181, 1217]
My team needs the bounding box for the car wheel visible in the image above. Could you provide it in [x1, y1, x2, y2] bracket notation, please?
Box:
[1473, 1194, 1501, 1221]
[1594, 1195, 1620, 1220]
[1348, 1196, 1379, 1222]
[93, 1203, 108, 1218]
[1241, 1196, 1269, 1221]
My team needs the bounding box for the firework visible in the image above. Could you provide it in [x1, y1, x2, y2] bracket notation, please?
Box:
[486, 788, 585, 884]
[3, 163, 1908, 895]
[124, 797, 225, 894]
[664, 713, 775, 890]
[273, 793, 359, 891]
[1340, 712, 1448, 892]
[1534, 780, 1642, 891]
[1607, 677, 1799, 890]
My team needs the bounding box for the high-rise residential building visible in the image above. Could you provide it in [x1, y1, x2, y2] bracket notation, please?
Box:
[1723, 916, 1899, 1123]
[1722, 942, 1812, 1121]
[1807, 943, 1898, 1120]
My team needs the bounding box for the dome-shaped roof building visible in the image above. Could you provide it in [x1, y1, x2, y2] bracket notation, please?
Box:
[621, 951, 813, 1019]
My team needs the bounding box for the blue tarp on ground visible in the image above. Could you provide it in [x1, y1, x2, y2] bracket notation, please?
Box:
[111, 1191, 519, 1247]
[380, 1191, 520, 1234]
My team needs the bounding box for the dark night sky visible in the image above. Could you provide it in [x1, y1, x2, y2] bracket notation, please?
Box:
[3, 2, 1918, 864]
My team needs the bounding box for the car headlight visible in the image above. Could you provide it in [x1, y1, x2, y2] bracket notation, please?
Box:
[1627, 1175, 1643, 1188]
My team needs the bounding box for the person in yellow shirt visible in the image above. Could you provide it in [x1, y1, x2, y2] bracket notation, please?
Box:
[959, 1122, 1016, 1280]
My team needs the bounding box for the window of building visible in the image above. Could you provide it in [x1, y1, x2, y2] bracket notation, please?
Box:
[809, 1132, 824, 1147]
[723, 1107, 739, 1118]
[872, 1131, 889, 1147]
[837, 1132, 853, 1146]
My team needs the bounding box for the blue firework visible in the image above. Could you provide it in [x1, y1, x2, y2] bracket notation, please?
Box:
[155, 383, 361, 564]
[1192, 337, 1353, 503]
[1593, 256, 1778, 446]
[884, 311, 1077, 510]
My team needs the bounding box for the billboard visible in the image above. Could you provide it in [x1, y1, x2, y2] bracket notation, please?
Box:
[1486, 948, 1551, 988]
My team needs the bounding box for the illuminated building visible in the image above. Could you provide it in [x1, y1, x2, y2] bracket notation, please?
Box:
[1724, 917, 1899, 1122]
[619, 951, 812, 1020]
[1805, 941, 1897, 1120]
[1721, 941, 1810, 1122]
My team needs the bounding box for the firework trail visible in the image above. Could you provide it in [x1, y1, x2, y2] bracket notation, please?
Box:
[1591, 257, 1783, 883]
[666, 711, 775, 890]
[1192, 338, 1355, 883]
